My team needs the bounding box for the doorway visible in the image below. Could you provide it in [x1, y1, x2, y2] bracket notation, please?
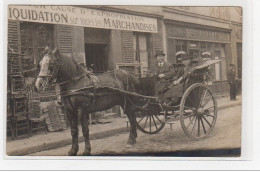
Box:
[85, 44, 108, 73]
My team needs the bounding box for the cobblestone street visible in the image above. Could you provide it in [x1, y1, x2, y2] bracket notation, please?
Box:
[29, 105, 241, 156]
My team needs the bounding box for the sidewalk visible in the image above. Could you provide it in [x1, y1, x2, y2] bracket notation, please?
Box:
[6, 94, 241, 156]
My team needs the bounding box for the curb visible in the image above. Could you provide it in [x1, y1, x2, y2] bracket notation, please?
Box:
[7, 126, 129, 156]
[7, 102, 241, 156]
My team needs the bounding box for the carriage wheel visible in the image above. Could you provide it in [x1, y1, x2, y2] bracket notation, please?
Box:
[136, 110, 165, 135]
[180, 83, 217, 140]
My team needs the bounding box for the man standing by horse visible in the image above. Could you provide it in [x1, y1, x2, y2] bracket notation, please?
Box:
[146, 50, 176, 103]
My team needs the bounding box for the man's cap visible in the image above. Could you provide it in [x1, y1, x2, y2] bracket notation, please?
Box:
[155, 50, 166, 57]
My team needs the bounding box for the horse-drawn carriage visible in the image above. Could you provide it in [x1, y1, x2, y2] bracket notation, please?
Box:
[35, 47, 220, 155]
[135, 60, 219, 140]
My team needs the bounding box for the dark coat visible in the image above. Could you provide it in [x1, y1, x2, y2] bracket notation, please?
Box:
[146, 61, 175, 92]
[163, 63, 193, 98]
[227, 67, 236, 84]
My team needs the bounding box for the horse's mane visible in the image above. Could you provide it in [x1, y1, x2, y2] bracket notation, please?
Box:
[56, 51, 84, 82]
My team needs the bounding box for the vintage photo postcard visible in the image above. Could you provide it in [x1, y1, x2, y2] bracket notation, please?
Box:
[6, 5, 242, 158]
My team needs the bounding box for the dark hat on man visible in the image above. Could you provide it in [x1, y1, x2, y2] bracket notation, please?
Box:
[155, 50, 166, 57]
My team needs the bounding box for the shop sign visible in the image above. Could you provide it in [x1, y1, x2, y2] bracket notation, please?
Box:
[8, 5, 158, 33]
[166, 24, 230, 42]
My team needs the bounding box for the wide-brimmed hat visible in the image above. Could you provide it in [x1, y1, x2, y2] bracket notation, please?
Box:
[155, 50, 165, 57]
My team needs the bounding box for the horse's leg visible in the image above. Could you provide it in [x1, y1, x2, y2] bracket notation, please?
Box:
[125, 107, 137, 148]
[68, 112, 79, 156]
[80, 109, 91, 156]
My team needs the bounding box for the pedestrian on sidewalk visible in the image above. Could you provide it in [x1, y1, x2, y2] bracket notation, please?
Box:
[227, 64, 237, 101]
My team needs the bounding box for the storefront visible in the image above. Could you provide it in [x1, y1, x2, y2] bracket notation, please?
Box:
[8, 5, 163, 121]
[165, 21, 232, 93]
[8, 5, 163, 75]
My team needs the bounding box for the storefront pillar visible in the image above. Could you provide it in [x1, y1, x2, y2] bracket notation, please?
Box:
[72, 26, 85, 64]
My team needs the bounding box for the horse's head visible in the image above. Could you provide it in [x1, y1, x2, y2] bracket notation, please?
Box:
[35, 47, 60, 91]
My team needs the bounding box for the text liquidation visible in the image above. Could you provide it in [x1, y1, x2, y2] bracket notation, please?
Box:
[9, 7, 69, 24]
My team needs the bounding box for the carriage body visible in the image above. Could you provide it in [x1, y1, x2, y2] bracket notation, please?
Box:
[136, 60, 220, 140]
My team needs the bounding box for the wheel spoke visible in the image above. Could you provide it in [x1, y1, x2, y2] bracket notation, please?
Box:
[201, 115, 212, 128]
[198, 116, 200, 137]
[154, 114, 164, 124]
[149, 115, 152, 132]
[143, 115, 149, 129]
[200, 89, 208, 107]
[200, 116, 207, 134]
[191, 116, 198, 135]
[198, 87, 203, 105]
[137, 115, 145, 124]
[202, 95, 213, 108]
[206, 114, 216, 119]
[151, 115, 158, 130]
[186, 115, 196, 129]
[204, 105, 215, 110]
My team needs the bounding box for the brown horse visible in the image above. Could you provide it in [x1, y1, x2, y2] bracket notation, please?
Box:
[35, 47, 144, 156]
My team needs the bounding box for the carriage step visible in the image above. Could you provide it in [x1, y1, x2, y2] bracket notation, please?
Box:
[166, 122, 175, 130]
[103, 113, 117, 119]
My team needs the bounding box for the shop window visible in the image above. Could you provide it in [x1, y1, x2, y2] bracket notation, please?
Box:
[20, 22, 54, 77]
[133, 33, 149, 75]
[214, 43, 226, 81]
[200, 42, 213, 60]
[176, 40, 187, 63]
[189, 41, 199, 59]
[220, 44, 227, 80]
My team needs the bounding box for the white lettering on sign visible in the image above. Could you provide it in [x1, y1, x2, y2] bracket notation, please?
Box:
[8, 5, 158, 33]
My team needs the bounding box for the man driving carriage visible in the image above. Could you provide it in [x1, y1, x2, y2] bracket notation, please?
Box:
[146, 50, 176, 103]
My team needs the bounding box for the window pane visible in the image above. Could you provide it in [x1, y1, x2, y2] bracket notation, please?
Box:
[200, 42, 206, 52]
[139, 35, 147, 50]
[221, 45, 227, 80]
[215, 56, 221, 81]
[189, 41, 198, 49]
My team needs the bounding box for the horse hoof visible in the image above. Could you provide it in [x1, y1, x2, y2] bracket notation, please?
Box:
[83, 150, 91, 156]
[68, 148, 78, 156]
[126, 143, 135, 148]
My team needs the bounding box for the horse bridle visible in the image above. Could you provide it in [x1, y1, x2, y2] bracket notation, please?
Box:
[37, 50, 94, 92]
[37, 52, 61, 91]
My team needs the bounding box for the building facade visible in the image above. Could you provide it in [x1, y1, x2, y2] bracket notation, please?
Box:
[7, 5, 242, 94]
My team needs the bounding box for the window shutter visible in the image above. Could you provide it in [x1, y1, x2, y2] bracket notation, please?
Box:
[56, 25, 72, 55]
[167, 38, 175, 64]
[122, 31, 134, 63]
[152, 19, 162, 56]
[152, 33, 162, 53]
[8, 20, 20, 53]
